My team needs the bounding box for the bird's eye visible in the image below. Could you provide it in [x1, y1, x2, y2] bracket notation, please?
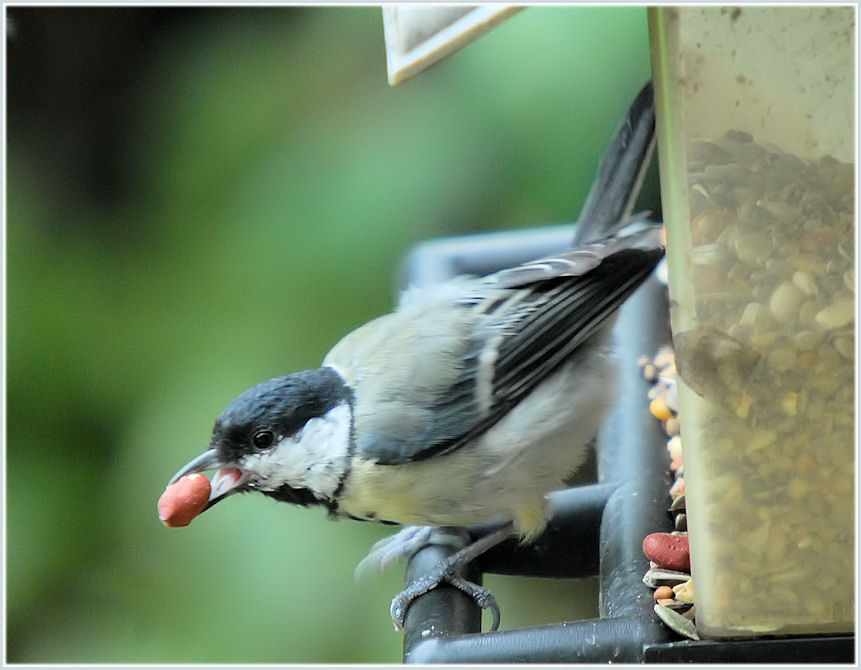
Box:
[252, 429, 275, 449]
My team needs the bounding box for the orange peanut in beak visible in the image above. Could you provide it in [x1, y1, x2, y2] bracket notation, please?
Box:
[158, 473, 211, 527]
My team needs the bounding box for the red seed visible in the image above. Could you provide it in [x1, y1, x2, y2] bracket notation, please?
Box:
[642, 532, 690, 572]
[158, 474, 211, 528]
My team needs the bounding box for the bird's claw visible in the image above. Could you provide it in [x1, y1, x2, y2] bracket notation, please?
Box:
[389, 563, 501, 631]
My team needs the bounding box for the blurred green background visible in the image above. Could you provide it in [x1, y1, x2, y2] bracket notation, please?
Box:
[6, 6, 652, 663]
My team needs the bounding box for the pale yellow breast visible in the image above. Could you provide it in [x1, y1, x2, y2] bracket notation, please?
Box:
[337, 451, 553, 539]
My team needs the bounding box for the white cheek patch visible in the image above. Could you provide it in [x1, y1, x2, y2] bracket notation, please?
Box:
[241, 404, 352, 501]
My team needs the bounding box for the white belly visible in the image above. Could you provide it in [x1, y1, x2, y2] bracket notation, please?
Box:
[337, 342, 616, 538]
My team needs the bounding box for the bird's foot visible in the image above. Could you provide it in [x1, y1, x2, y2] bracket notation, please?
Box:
[389, 522, 515, 631]
[390, 559, 500, 631]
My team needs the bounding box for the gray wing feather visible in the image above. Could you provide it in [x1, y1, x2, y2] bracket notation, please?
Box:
[349, 225, 663, 465]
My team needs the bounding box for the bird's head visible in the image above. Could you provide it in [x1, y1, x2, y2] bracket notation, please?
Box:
[166, 367, 354, 520]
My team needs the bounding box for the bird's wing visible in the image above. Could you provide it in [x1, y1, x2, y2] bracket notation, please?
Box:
[325, 225, 664, 465]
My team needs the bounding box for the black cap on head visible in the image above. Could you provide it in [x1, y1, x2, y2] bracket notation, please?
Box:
[211, 367, 352, 463]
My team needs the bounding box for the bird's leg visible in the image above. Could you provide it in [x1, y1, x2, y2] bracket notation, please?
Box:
[355, 526, 434, 578]
[390, 521, 516, 631]
[355, 525, 472, 579]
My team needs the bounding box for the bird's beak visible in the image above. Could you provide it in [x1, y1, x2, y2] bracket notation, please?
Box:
[169, 449, 224, 484]
[168, 448, 249, 511]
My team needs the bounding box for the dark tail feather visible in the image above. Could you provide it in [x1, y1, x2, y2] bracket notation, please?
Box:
[572, 82, 656, 247]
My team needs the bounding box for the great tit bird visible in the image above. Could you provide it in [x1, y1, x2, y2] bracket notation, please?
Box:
[165, 81, 662, 631]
